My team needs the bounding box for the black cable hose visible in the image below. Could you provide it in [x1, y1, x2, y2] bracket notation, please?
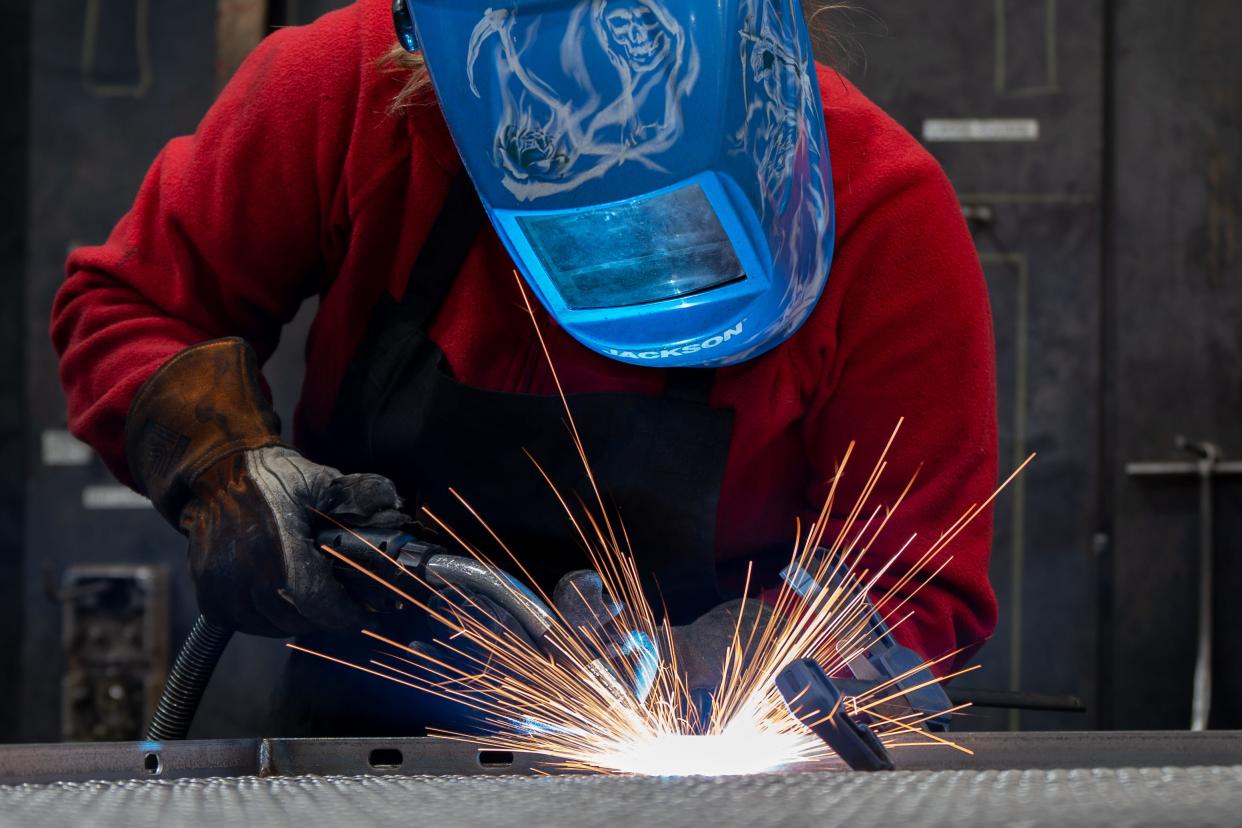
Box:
[146, 615, 234, 741]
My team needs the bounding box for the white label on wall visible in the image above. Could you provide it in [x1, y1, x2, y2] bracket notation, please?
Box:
[42, 429, 93, 466]
[922, 118, 1040, 143]
[82, 485, 152, 510]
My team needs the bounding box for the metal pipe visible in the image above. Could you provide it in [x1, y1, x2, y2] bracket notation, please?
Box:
[947, 687, 1086, 713]
[1189, 442, 1217, 732]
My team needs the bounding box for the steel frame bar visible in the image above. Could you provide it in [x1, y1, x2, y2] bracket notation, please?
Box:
[1, 731, 1239, 787]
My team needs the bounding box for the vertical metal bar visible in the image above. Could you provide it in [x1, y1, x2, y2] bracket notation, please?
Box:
[1045, 0, 1060, 90]
[1007, 254, 1030, 732]
[216, 0, 269, 91]
[1096, 0, 1119, 732]
[1190, 454, 1215, 731]
[977, 251, 1033, 732]
[993, 0, 1007, 95]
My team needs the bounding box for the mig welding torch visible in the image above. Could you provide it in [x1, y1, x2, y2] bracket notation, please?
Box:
[146, 527, 619, 741]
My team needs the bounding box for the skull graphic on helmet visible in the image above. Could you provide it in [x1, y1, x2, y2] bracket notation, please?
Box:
[467, 0, 696, 199]
[600, 0, 673, 74]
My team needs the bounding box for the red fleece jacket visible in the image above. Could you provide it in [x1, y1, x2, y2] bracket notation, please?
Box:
[51, 0, 998, 668]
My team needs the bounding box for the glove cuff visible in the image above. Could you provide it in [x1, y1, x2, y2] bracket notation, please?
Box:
[124, 337, 285, 524]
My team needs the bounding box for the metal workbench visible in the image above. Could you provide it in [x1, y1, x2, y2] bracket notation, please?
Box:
[0, 732, 1239, 827]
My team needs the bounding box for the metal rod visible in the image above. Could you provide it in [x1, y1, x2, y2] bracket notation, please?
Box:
[1125, 461, 1242, 476]
[1191, 447, 1216, 731]
[947, 687, 1086, 713]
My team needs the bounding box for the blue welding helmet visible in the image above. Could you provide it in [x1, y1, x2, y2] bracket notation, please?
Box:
[394, 0, 835, 367]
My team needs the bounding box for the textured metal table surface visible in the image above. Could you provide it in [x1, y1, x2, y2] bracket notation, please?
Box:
[1, 766, 1241, 828]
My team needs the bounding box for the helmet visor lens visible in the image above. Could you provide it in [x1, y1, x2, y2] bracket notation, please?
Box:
[517, 184, 746, 311]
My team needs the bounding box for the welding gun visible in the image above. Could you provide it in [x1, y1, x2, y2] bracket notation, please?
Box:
[317, 527, 558, 641]
[318, 527, 651, 711]
[146, 527, 643, 741]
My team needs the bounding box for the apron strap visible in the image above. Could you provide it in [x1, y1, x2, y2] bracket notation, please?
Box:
[323, 170, 485, 467]
[664, 368, 717, 406]
[395, 169, 488, 329]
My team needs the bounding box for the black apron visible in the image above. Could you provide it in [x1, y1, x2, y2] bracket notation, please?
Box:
[275, 172, 737, 736]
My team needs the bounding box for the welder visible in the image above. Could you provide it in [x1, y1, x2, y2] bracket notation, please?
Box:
[51, 0, 998, 736]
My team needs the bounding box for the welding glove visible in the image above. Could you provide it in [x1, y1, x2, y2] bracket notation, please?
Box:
[668, 598, 775, 722]
[124, 337, 407, 638]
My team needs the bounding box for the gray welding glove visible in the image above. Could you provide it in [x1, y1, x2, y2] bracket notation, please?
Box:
[668, 598, 775, 721]
[124, 337, 407, 638]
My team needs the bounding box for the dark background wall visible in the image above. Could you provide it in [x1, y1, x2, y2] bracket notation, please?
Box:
[1, 0, 31, 745]
[5, 0, 1240, 740]
[846, 0, 1106, 733]
[1107, 1, 1242, 729]
[17, 0, 354, 742]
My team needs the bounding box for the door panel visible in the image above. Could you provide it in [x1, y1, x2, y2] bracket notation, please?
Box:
[841, 0, 1105, 730]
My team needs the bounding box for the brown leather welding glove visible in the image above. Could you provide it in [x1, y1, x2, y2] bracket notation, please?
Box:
[125, 337, 407, 637]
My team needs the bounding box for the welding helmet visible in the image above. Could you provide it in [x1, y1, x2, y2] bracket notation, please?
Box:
[394, 0, 835, 367]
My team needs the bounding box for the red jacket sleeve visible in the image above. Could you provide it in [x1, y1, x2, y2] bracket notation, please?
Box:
[51, 10, 362, 485]
[801, 116, 999, 669]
